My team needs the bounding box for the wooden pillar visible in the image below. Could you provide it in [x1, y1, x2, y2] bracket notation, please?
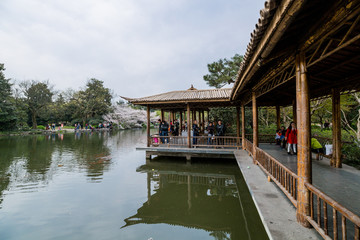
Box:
[179, 111, 183, 136]
[293, 100, 297, 124]
[331, 88, 342, 168]
[236, 106, 241, 138]
[241, 104, 246, 149]
[252, 92, 258, 163]
[201, 110, 205, 132]
[161, 109, 164, 121]
[276, 105, 281, 129]
[295, 52, 311, 227]
[147, 105, 151, 147]
[187, 104, 191, 148]
[236, 106, 241, 148]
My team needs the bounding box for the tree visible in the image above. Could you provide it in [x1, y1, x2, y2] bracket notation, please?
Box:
[0, 64, 17, 131]
[203, 54, 243, 88]
[21, 80, 53, 129]
[72, 78, 112, 125]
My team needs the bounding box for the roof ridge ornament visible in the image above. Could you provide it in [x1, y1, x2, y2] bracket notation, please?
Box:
[187, 84, 197, 91]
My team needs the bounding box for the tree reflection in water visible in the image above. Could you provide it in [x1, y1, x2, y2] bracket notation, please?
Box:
[0, 132, 112, 207]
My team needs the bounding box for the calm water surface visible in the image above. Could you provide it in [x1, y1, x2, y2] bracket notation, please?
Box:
[0, 130, 268, 240]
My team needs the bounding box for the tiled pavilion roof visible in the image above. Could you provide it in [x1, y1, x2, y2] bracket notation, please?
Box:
[121, 86, 234, 109]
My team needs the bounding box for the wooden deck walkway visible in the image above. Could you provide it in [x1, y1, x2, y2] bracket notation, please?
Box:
[136, 147, 236, 160]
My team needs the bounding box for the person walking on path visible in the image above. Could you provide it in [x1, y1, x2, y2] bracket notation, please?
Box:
[285, 122, 297, 155]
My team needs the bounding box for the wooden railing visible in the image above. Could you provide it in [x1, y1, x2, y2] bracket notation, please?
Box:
[149, 135, 242, 149]
[243, 138, 254, 156]
[255, 146, 298, 206]
[192, 136, 241, 149]
[150, 135, 188, 147]
[306, 183, 360, 240]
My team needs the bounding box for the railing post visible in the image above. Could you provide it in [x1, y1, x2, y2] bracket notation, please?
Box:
[331, 88, 342, 168]
[295, 52, 312, 227]
[252, 91, 258, 164]
[187, 103, 191, 148]
[147, 105, 151, 147]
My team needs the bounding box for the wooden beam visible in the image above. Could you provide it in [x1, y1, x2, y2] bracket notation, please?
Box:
[187, 104, 191, 148]
[295, 52, 311, 228]
[147, 105, 151, 147]
[331, 88, 342, 168]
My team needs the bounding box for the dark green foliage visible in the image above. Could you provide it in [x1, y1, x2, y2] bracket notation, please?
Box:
[342, 143, 360, 169]
[209, 107, 237, 134]
[21, 80, 54, 129]
[203, 54, 243, 88]
[0, 64, 17, 131]
[71, 78, 113, 125]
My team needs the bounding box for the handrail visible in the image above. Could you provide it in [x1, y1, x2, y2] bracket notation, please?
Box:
[305, 182, 360, 240]
[255, 146, 298, 206]
[242, 136, 360, 239]
[149, 135, 242, 149]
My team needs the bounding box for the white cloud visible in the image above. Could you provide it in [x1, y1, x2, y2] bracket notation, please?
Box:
[0, 0, 265, 99]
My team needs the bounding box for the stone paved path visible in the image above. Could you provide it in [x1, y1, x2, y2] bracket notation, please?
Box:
[260, 143, 360, 216]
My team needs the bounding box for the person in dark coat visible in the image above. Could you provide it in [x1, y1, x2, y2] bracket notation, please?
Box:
[160, 120, 169, 143]
[216, 120, 225, 146]
[192, 120, 199, 145]
[207, 122, 215, 145]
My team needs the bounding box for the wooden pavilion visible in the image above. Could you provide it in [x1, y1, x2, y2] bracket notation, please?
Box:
[123, 0, 360, 238]
[230, 0, 360, 237]
[122, 86, 241, 148]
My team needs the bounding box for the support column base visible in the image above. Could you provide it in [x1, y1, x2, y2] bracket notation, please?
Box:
[296, 213, 311, 228]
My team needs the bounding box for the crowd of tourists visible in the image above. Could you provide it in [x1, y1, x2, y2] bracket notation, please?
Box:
[155, 119, 226, 146]
[275, 121, 324, 159]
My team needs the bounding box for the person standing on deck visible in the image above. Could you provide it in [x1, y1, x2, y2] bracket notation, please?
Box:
[285, 122, 297, 155]
[160, 120, 169, 143]
[216, 120, 225, 146]
[207, 122, 215, 145]
[192, 120, 199, 145]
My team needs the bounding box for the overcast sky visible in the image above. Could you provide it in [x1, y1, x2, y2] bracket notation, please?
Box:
[0, 0, 264, 100]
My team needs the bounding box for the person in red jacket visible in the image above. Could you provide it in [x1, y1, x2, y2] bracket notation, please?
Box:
[285, 122, 297, 155]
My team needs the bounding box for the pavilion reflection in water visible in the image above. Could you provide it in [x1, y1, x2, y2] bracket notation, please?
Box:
[122, 160, 268, 240]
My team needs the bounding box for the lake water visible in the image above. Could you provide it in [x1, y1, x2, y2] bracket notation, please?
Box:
[0, 130, 268, 240]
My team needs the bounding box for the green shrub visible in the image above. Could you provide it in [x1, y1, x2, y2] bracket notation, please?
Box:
[342, 143, 360, 169]
[37, 125, 46, 130]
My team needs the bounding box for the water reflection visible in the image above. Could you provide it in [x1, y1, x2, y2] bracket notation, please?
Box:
[123, 159, 268, 240]
[0, 132, 113, 207]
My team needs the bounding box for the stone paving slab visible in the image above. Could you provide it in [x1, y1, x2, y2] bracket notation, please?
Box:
[234, 150, 321, 240]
